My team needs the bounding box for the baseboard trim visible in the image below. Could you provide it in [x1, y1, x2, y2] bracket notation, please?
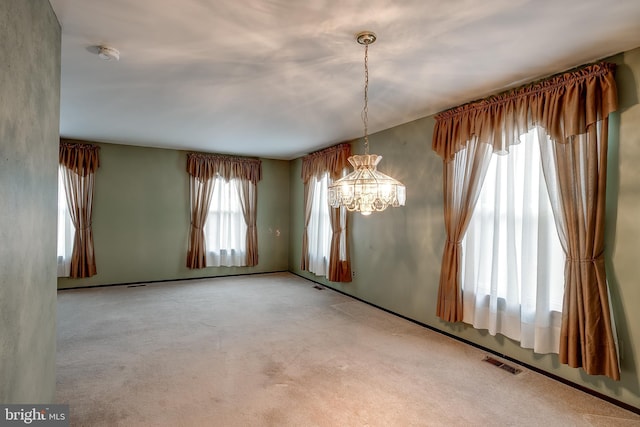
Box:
[291, 272, 640, 416]
[56, 270, 289, 291]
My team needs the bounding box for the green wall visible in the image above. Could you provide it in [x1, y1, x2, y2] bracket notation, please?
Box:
[289, 47, 640, 409]
[0, 1, 60, 403]
[58, 143, 289, 289]
[606, 47, 640, 409]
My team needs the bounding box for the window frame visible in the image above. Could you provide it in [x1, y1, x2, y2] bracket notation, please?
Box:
[203, 176, 248, 267]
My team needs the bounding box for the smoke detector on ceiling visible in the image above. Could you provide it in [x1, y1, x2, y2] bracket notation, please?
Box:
[97, 45, 120, 61]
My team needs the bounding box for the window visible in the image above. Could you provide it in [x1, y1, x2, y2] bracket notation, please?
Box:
[461, 128, 565, 354]
[186, 153, 260, 269]
[57, 168, 75, 277]
[300, 143, 351, 282]
[203, 177, 248, 267]
[306, 173, 332, 276]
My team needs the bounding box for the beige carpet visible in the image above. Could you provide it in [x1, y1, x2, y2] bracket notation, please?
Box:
[56, 272, 639, 426]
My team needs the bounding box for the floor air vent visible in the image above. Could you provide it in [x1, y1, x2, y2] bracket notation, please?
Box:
[313, 285, 324, 290]
[127, 284, 147, 288]
[483, 356, 522, 375]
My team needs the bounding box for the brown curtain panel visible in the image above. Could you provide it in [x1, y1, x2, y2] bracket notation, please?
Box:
[436, 139, 493, 321]
[327, 187, 351, 282]
[59, 141, 100, 278]
[186, 153, 261, 269]
[432, 62, 619, 379]
[235, 178, 258, 266]
[300, 181, 315, 271]
[301, 143, 352, 281]
[186, 174, 216, 269]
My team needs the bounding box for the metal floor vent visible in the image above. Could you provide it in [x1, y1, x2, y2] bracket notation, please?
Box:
[313, 285, 324, 290]
[483, 356, 522, 375]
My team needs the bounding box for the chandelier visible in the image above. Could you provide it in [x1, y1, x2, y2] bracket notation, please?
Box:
[328, 31, 406, 216]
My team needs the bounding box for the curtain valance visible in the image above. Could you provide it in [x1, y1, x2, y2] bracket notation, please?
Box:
[433, 62, 617, 161]
[301, 143, 351, 182]
[187, 153, 262, 184]
[59, 140, 100, 176]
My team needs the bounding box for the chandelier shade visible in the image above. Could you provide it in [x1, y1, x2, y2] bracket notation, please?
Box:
[328, 154, 406, 215]
[327, 31, 406, 215]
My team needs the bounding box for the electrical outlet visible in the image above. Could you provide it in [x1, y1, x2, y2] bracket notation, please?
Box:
[352, 271, 356, 278]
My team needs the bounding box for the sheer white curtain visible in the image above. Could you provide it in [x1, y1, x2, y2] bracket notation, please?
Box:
[57, 167, 75, 277]
[204, 177, 247, 267]
[307, 173, 331, 276]
[461, 128, 565, 354]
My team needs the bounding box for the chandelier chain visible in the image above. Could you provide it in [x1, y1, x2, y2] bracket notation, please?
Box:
[363, 42, 370, 155]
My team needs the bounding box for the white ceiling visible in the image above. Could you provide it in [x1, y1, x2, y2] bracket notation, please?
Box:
[50, 0, 640, 160]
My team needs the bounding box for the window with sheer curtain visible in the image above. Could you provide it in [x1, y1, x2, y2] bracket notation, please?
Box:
[57, 168, 74, 277]
[204, 177, 248, 267]
[433, 62, 619, 379]
[186, 153, 260, 269]
[306, 173, 332, 276]
[301, 143, 351, 282]
[461, 128, 565, 354]
[58, 140, 100, 278]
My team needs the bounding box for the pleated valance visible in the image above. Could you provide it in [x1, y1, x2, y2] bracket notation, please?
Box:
[187, 153, 262, 184]
[59, 140, 100, 176]
[433, 62, 617, 161]
[301, 143, 351, 182]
